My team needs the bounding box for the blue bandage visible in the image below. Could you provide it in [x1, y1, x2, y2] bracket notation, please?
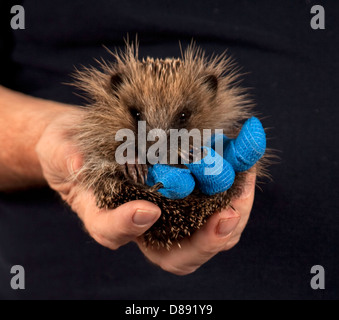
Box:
[186, 147, 235, 196]
[146, 117, 266, 199]
[224, 117, 266, 172]
[146, 164, 195, 199]
[210, 132, 231, 154]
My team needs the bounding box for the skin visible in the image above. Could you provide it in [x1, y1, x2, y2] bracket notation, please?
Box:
[0, 85, 256, 275]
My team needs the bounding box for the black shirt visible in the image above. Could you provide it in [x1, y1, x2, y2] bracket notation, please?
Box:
[0, 0, 338, 299]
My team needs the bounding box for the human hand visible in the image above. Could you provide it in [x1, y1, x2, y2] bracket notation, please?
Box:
[35, 110, 161, 249]
[136, 171, 256, 275]
[36, 110, 255, 275]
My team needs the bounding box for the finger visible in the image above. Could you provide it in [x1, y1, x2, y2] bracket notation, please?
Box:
[222, 171, 256, 251]
[136, 208, 240, 275]
[71, 189, 161, 250]
[235, 170, 256, 200]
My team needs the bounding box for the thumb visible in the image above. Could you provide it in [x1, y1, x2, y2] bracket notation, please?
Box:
[74, 189, 161, 250]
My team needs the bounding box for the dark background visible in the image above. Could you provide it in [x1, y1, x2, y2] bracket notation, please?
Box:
[0, 0, 338, 299]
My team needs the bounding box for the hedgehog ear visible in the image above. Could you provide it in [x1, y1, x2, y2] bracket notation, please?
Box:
[201, 74, 218, 94]
[110, 72, 124, 92]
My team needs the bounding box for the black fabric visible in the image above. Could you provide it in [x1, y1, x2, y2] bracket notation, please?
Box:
[0, 0, 338, 299]
[0, 1, 16, 87]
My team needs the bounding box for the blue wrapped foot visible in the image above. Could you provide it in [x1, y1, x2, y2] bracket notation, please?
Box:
[146, 164, 195, 199]
[224, 117, 266, 172]
[210, 131, 231, 154]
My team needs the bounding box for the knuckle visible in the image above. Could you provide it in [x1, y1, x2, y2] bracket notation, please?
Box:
[199, 244, 219, 256]
[159, 261, 198, 276]
[191, 239, 220, 257]
[117, 225, 142, 242]
[83, 214, 133, 251]
[223, 236, 241, 251]
[116, 227, 131, 239]
[89, 229, 121, 251]
[63, 187, 77, 205]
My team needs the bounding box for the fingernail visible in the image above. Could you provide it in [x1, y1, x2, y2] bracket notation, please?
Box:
[216, 217, 240, 237]
[70, 159, 75, 174]
[66, 158, 74, 175]
[133, 209, 160, 226]
[67, 156, 83, 175]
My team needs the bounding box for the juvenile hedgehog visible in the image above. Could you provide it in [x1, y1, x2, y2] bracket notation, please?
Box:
[70, 42, 265, 249]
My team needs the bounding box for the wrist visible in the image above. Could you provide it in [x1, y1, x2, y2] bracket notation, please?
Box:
[0, 86, 76, 190]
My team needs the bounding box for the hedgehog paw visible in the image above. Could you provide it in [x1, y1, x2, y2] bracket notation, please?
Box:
[120, 160, 148, 185]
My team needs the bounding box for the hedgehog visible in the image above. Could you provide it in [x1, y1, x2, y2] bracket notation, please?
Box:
[69, 42, 268, 250]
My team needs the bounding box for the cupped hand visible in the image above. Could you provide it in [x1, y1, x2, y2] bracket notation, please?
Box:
[36, 110, 256, 275]
[136, 171, 256, 275]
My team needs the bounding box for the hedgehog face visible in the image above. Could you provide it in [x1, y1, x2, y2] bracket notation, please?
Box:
[108, 64, 224, 176]
[109, 66, 220, 133]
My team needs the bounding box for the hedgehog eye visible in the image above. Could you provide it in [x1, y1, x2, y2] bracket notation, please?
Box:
[129, 107, 142, 121]
[178, 110, 191, 124]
